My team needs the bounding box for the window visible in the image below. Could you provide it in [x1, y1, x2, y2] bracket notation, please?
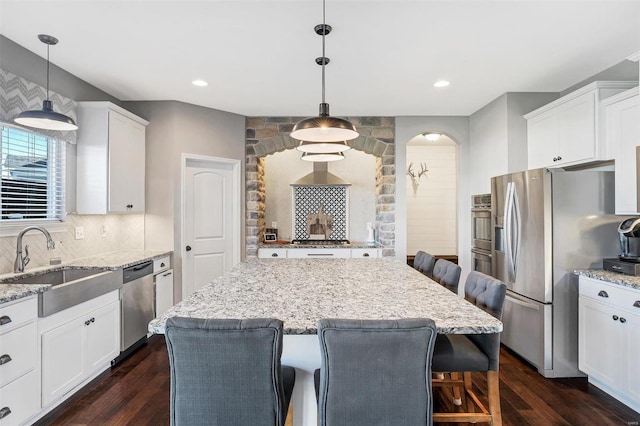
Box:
[0, 125, 65, 222]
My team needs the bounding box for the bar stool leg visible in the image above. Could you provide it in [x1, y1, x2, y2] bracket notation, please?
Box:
[487, 370, 502, 426]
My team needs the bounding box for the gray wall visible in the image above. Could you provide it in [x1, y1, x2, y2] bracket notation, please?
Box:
[0, 35, 120, 104]
[123, 100, 245, 303]
[395, 116, 470, 294]
[561, 58, 639, 96]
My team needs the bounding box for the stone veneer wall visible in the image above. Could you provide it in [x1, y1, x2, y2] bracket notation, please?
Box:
[245, 117, 395, 257]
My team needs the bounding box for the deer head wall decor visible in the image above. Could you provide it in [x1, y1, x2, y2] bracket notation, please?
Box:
[407, 162, 428, 194]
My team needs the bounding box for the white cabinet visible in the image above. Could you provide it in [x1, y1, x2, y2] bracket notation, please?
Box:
[578, 276, 640, 412]
[257, 247, 381, 258]
[525, 81, 636, 169]
[601, 88, 640, 214]
[40, 291, 120, 407]
[350, 248, 380, 259]
[155, 269, 174, 318]
[76, 102, 148, 214]
[257, 248, 288, 259]
[0, 297, 39, 426]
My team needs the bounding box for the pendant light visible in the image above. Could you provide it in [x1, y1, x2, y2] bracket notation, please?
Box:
[14, 34, 78, 131]
[301, 152, 346, 162]
[290, 0, 358, 145]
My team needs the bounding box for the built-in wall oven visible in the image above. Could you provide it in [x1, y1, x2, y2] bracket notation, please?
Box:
[471, 194, 492, 274]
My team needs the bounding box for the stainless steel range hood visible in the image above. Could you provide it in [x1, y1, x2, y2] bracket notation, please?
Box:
[291, 162, 351, 186]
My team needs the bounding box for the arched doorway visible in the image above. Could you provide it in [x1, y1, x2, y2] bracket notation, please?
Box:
[405, 132, 459, 262]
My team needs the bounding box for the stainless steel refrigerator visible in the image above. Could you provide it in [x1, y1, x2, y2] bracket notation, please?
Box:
[491, 168, 619, 378]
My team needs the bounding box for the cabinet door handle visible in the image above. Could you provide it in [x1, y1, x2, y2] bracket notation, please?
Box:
[90, 317, 95, 323]
[186, 246, 192, 252]
[0, 316, 11, 326]
[552, 157, 558, 162]
[162, 272, 172, 277]
[126, 204, 133, 209]
[598, 290, 609, 298]
[0, 407, 11, 419]
[634, 301, 640, 308]
[557, 156, 562, 161]
[271, 253, 279, 257]
[85, 320, 91, 326]
[620, 317, 627, 324]
[0, 354, 12, 365]
[613, 315, 619, 321]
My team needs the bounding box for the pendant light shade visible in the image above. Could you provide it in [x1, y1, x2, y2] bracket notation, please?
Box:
[291, 1, 358, 144]
[296, 139, 350, 154]
[13, 34, 78, 131]
[301, 152, 346, 162]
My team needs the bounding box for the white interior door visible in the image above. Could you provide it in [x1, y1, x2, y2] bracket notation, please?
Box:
[182, 156, 240, 299]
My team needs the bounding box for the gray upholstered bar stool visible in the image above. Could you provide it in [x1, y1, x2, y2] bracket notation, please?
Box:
[315, 318, 438, 426]
[432, 272, 507, 426]
[164, 317, 295, 426]
[414, 251, 427, 271]
[432, 259, 461, 295]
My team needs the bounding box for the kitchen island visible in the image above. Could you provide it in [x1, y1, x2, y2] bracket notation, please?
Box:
[149, 258, 502, 425]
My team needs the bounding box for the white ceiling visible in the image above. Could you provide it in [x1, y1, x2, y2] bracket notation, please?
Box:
[1, 1, 639, 117]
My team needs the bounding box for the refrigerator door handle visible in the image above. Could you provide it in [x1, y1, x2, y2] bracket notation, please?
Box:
[505, 293, 540, 310]
[511, 183, 521, 277]
[504, 182, 516, 282]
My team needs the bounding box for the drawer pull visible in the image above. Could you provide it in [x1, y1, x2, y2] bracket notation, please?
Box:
[0, 316, 11, 326]
[160, 262, 165, 267]
[598, 290, 609, 298]
[0, 407, 11, 419]
[634, 301, 640, 308]
[613, 315, 619, 321]
[308, 253, 334, 256]
[271, 253, 279, 257]
[620, 317, 627, 324]
[0, 354, 12, 365]
[363, 253, 370, 257]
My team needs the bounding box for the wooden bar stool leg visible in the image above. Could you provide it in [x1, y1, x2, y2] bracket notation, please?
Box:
[487, 370, 502, 426]
[451, 372, 463, 406]
[463, 371, 474, 414]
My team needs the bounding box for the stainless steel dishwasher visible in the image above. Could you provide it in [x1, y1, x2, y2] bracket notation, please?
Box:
[116, 260, 154, 363]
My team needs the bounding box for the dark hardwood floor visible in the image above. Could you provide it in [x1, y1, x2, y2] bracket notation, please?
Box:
[39, 335, 640, 426]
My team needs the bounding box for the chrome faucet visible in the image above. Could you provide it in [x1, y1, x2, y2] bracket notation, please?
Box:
[14, 226, 56, 273]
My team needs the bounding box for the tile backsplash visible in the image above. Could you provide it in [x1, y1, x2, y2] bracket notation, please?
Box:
[0, 214, 144, 275]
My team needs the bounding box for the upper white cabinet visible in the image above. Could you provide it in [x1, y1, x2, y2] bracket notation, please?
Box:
[525, 81, 636, 169]
[602, 88, 640, 215]
[76, 102, 148, 214]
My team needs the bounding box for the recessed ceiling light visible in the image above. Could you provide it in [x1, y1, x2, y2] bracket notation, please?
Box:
[424, 133, 441, 142]
[433, 80, 450, 88]
[192, 79, 208, 87]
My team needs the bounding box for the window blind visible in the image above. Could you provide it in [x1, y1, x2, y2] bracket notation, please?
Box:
[0, 125, 65, 221]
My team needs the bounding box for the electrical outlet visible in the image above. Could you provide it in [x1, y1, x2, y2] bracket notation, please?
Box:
[271, 222, 277, 228]
[74, 226, 84, 240]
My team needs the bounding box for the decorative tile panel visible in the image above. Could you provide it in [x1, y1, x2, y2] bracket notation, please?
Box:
[293, 186, 348, 240]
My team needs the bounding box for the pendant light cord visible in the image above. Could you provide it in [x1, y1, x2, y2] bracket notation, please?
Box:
[46, 43, 50, 100]
[321, 0, 326, 105]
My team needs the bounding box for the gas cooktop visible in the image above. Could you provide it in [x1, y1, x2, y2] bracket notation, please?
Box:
[291, 239, 350, 245]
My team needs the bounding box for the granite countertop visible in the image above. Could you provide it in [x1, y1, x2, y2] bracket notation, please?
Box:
[0, 284, 51, 305]
[150, 258, 502, 335]
[575, 269, 640, 290]
[0, 250, 172, 305]
[259, 241, 381, 249]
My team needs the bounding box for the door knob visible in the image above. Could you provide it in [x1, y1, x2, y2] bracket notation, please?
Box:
[186, 246, 192, 252]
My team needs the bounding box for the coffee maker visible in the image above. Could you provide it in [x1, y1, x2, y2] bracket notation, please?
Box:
[618, 217, 640, 261]
[604, 217, 640, 275]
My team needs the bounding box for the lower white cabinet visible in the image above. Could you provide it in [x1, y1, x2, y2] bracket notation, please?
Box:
[40, 291, 120, 407]
[578, 276, 640, 412]
[0, 297, 39, 426]
[258, 247, 381, 258]
[155, 269, 174, 318]
[257, 248, 288, 259]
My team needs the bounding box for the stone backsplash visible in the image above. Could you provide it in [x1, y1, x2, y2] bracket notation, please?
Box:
[0, 214, 144, 275]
